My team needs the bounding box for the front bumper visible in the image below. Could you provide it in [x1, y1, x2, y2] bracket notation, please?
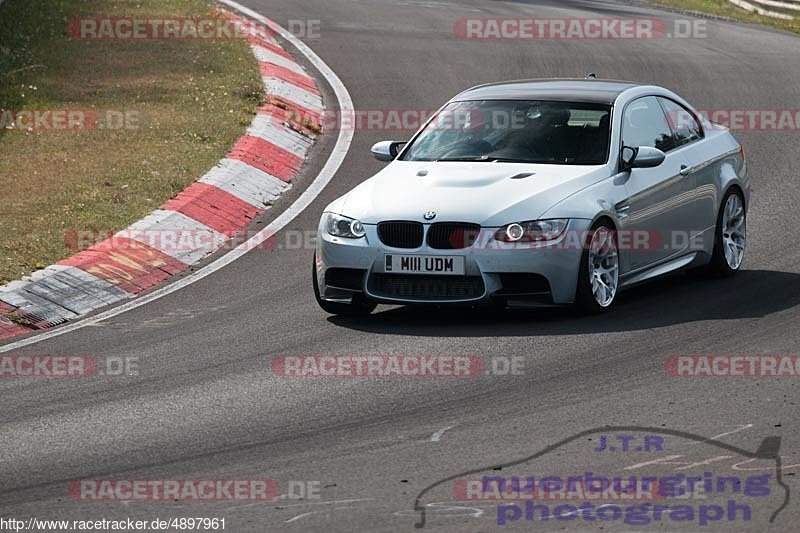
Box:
[315, 218, 591, 307]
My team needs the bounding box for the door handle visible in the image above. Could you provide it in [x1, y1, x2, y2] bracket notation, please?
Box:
[679, 165, 692, 177]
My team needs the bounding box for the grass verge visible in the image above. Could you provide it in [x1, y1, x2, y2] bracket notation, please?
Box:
[0, 0, 264, 283]
[645, 0, 800, 34]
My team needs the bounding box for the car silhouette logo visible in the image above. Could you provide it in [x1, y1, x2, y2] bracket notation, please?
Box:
[423, 211, 436, 220]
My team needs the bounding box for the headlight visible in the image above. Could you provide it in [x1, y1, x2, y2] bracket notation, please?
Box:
[325, 213, 366, 239]
[494, 219, 568, 242]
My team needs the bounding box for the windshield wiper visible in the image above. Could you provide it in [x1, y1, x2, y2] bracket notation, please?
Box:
[433, 156, 491, 162]
[486, 157, 539, 163]
[433, 156, 534, 163]
[431, 154, 563, 163]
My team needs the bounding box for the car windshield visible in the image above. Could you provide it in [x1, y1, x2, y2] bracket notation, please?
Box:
[400, 100, 612, 165]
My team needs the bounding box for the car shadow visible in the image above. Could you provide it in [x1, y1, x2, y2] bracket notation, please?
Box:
[328, 269, 800, 337]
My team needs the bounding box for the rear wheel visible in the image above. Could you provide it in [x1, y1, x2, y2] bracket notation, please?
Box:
[575, 221, 619, 314]
[312, 254, 376, 316]
[709, 189, 746, 277]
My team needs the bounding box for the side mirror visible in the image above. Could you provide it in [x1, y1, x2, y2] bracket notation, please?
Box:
[371, 141, 406, 162]
[621, 146, 665, 171]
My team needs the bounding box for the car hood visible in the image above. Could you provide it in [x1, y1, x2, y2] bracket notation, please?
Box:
[333, 161, 609, 227]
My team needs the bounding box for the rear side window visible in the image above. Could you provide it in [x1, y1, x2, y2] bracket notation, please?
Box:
[658, 97, 704, 147]
[622, 96, 675, 152]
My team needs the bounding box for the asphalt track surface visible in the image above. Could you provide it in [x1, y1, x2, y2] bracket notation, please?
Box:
[1, 0, 799, 531]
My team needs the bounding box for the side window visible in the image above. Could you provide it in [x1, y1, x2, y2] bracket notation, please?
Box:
[622, 96, 675, 152]
[658, 97, 704, 147]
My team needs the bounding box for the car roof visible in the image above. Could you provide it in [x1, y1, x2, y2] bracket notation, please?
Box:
[453, 79, 643, 104]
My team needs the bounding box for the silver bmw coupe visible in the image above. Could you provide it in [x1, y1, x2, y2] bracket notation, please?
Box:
[314, 79, 749, 315]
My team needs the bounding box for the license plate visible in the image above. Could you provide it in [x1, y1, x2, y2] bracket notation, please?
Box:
[384, 254, 465, 275]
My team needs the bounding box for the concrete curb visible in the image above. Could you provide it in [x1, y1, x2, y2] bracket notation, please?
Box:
[0, 10, 324, 341]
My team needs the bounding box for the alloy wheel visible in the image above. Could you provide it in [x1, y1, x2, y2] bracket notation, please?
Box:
[589, 227, 619, 307]
[721, 193, 746, 270]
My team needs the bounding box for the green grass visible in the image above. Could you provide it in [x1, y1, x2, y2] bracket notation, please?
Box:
[646, 0, 800, 34]
[0, 0, 264, 283]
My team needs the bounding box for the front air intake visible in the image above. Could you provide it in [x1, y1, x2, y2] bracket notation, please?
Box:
[377, 221, 424, 249]
[427, 222, 481, 250]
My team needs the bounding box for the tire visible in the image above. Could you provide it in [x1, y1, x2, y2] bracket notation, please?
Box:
[312, 254, 376, 316]
[575, 220, 619, 314]
[708, 188, 746, 277]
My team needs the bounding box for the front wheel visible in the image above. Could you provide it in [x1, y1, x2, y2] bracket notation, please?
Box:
[574, 221, 619, 314]
[709, 189, 746, 277]
[312, 254, 376, 316]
